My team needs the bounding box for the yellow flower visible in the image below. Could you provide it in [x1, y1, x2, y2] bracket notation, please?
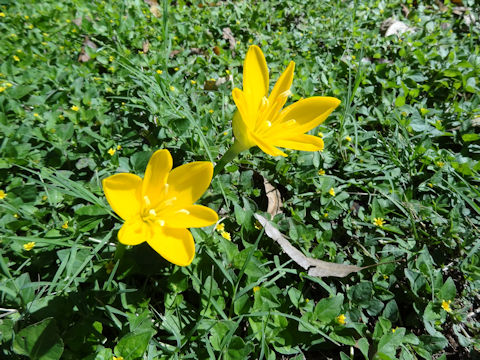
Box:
[102, 149, 218, 266]
[58, 114, 65, 120]
[392, 327, 398, 333]
[24, 15, 29, 19]
[317, 132, 324, 138]
[113, 357, 124, 360]
[0, 87, 5, 93]
[108, 148, 116, 156]
[318, 169, 325, 176]
[323, 212, 328, 218]
[215, 223, 225, 232]
[373, 218, 385, 227]
[436, 161, 444, 168]
[71, 105, 79, 111]
[345, 135, 352, 142]
[156, 70, 163, 74]
[62, 221, 69, 229]
[42, 195, 48, 201]
[329, 187, 335, 196]
[0, 190, 6, 199]
[34, 113, 39, 117]
[442, 300, 452, 313]
[231, 45, 340, 157]
[221, 231, 231, 240]
[6, 83, 13, 87]
[23, 242, 35, 251]
[13, 55, 20, 61]
[190, 80, 196, 84]
[253, 286, 260, 293]
[170, 86, 175, 91]
[209, 109, 214, 114]
[116, 145, 122, 150]
[174, 67, 179, 71]
[336, 314, 346, 325]
[109, 56, 114, 62]
[0, 12, 5, 17]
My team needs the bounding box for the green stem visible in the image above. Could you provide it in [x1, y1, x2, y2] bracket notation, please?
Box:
[213, 140, 246, 177]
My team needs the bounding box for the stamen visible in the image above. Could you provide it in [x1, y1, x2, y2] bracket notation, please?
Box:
[177, 209, 190, 215]
[149, 209, 157, 216]
[156, 219, 165, 226]
[279, 89, 292, 98]
[265, 120, 272, 127]
[163, 197, 177, 207]
[284, 119, 297, 126]
[143, 196, 151, 207]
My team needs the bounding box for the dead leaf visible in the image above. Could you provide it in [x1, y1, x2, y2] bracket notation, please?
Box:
[190, 47, 205, 55]
[78, 36, 97, 63]
[401, 3, 411, 17]
[380, 18, 415, 37]
[263, 178, 283, 216]
[72, 17, 82, 27]
[169, 49, 182, 58]
[254, 214, 370, 278]
[142, 40, 150, 54]
[472, 117, 480, 127]
[213, 46, 221, 55]
[222, 27, 236, 50]
[144, 0, 161, 17]
[203, 76, 232, 91]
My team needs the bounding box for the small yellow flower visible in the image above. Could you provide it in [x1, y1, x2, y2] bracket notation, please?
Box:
[383, 275, 389, 280]
[392, 327, 398, 333]
[58, 114, 65, 120]
[41, 41, 47, 46]
[109, 56, 114, 62]
[71, 28, 76, 33]
[305, 298, 310, 303]
[116, 145, 122, 150]
[174, 67, 179, 71]
[113, 357, 124, 360]
[0, 12, 5, 17]
[215, 223, 225, 232]
[253, 286, 260, 293]
[336, 314, 346, 325]
[467, 33, 471, 37]
[190, 80, 196, 85]
[0, 87, 5, 93]
[329, 187, 335, 196]
[105, 261, 115, 274]
[225, 69, 231, 75]
[62, 221, 69, 229]
[13, 213, 19, 218]
[345, 136, 352, 142]
[317, 132, 324, 138]
[102, 149, 218, 266]
[169, 86, 175, 91]
[34, 113, 39, 117]
[0, 190, 6, 199]
[221, 231, 231, 241]
[13, 55, 20, 61]
[156, 70, 163, 75]
[436, 161, 444, 168]
[23, 242, 35, 251]
[351, 55, 356, 60]
[71, 105, 79, 111]
[24, 15, 29, 19]
[108, 66, 114, 72]
[42, 195, 48, 201]
[108, 148, 116, 156]
[442, 300, 452, 313]
[373, 218, 385, 227]
[254, 220, 262, 230]
[223, 131, 228, 136]
[428, 183, 433, 188]
[318, 169, 325, 176]
[27, 24, 34, 29]
[208, 109, 214, 114]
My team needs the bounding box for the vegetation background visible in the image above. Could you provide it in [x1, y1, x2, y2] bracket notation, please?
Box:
[0, 0, 479, 359]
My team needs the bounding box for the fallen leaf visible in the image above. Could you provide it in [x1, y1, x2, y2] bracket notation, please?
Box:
[78, 36, 97, 63]
[254, 214, 371, 278]
[222, 27, 236, 50]
[144, 0, 161, 17]
[169, 49, 182, 58]
[190, 47, 205, 55]
[72, 17, 82, 27]
[263, 178, 283, 216]
[203, 76, 232, 91]
[472, 117, 480, 127]
[213, 46, 221, 55]
[142, 40, 150, 54]
[401, 3, 411, 17]
[380, 18, 415, 37]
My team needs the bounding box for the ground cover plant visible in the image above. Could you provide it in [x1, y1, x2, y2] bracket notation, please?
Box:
[0, 0, 479, 359]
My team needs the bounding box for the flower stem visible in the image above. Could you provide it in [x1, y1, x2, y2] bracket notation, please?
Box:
[213, 140, 246, 177]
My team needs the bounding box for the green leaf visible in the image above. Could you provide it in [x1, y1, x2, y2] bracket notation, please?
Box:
[461, 133, 480, 142]
[437, 277, 456, 301]
[395, 96, 405, 107]
[12, 318, 64, 360]
[114, 330, 155, 360]
[314, 294, 344, 322]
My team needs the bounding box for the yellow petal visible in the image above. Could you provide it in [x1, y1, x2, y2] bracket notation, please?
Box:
[103, 174, 142, 221]
[243, 45, 269, 118]
[275, 134, 324, 152]
[162, 205, 218, 228]
[250, 132, 287, 157]
[167, 161, 213, 205]
[232, 88, 253, 129]
[148, 226, 195, 266]
[142, 149, 172, 204]
[118, 218, 148, 245]
[279, 97, 340, 134]
[267, 61, 295, 119]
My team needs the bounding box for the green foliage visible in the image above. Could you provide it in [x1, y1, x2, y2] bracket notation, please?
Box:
[0, 0, 479, 358]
